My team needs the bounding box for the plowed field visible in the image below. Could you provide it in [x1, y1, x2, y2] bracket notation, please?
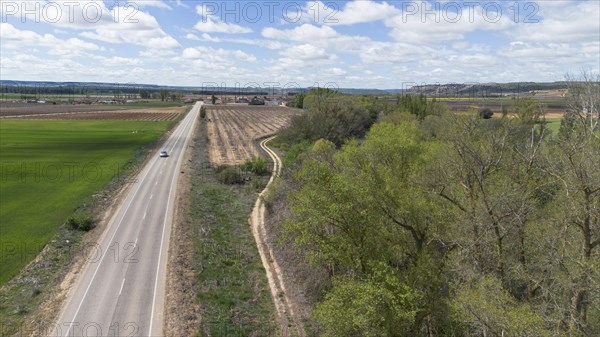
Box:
[206, 105, 300, 165]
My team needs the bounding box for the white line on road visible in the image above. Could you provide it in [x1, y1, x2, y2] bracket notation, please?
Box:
[143, 211, 146, 219]
[148, 103, 198, 336]
[63, 155, 158, 337]
[119, 278, 125, 295]
[150, 194, 153, 200]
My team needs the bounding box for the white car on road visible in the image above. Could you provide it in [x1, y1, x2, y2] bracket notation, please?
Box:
[159, 151, 168, 157]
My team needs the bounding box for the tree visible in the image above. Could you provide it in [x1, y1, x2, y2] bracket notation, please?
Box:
[211, 95, 217, 104]
[564, 70, 600, 133]
[512, 97, 545, 125]
[286, 121, 453, 333]
[288, 92, 305, 108]
[278, 95, 373, 147]
[159, 89, 169, 101]
[314, 263, 420, 337]
[139, 89, 151, 99]
[544, 128, 600, 334]
[452, 275, 550, 336]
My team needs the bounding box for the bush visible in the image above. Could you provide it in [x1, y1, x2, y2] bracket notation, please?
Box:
[241, 157, 270, 176]
[200, 106, 207, 119]
[67, 213, 94, 231]
[479, 108, 494, 119]
[216, 166, 245, 184]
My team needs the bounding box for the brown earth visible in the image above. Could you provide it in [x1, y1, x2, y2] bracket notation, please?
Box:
[7, 111, 182, 121]
[0, 102, 186, 119]
[205, 105, 301, 165]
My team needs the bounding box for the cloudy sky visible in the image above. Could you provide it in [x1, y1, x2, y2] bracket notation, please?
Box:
[1, 0, 598, 89]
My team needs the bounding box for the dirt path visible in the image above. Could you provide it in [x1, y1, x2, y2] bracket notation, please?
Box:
[249, 136, 306, 337]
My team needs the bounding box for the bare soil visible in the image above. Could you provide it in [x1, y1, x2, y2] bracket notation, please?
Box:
[205, 105, 301, 165]
[0, 103, 186, 119]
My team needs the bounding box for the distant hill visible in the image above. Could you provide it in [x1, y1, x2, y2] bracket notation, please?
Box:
[406, 82, 568, 97]
[0, 80, 568, 97]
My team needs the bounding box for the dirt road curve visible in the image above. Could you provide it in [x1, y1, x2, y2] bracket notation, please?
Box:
[250, 137, 306, 337]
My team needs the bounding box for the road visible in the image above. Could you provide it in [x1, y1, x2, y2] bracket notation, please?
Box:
[53, 102, 201, 337]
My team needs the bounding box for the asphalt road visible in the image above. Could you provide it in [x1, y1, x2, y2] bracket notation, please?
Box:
[53, 101, 201, 337]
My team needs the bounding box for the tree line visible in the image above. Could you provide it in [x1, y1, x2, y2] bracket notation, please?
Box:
[270, 75, 599, 336]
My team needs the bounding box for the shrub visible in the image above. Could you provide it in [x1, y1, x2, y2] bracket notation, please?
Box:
[67, 213, 94, 231]
[200, 106, 207, 119]
[241, 157, 270, 176]
[216, 166, 245, 185]
[479, 108, 494, 119]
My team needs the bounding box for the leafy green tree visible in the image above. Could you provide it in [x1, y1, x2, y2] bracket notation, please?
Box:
[288, 92, 305, 108]
[452, 275, 551, 336]
[314, 263, 420, 337]
[278, 95, 373, 147]
[511, 97, 544, 124]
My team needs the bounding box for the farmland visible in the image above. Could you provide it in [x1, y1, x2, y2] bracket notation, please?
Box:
[205, 105, 300, 165]
[0, 102, 186, 120]
[0, 119, 173, 285]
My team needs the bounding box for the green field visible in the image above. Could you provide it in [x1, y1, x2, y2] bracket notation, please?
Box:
[545, 118, 562, 134]
[0, 120, 172, 285]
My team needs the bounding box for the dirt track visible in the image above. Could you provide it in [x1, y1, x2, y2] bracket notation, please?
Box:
[249, 136, 306, 337]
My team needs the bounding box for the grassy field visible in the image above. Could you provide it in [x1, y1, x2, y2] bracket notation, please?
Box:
[545, 118, 562, 134]
[0, 120, 172, 285]
[188, 121, 278, 336]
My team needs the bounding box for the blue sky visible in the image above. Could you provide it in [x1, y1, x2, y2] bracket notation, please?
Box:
[1, 0, 599, 89]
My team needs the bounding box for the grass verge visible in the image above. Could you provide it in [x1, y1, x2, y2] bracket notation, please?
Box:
[189, 120, 278, 336]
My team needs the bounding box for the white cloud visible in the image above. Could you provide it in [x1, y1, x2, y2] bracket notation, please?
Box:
[0, 23, 103, 56]
[262, 24, 368, 51]
[193, 17, 252, 34]
[510, 1, 600, 43]
[360, 41, 430, 64]
[134, 1, 172, 10]
[279, 44, 337, 61]
[182, 46, 257, 64]
[303, 0, 399, 25]
[89, 55, 142, 66]
[384, 3, 513, 43]
[193, 5, 251, 34]
[0, 1, 180, 50]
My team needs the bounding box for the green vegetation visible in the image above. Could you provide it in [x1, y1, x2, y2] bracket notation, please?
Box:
[0, 120, 172, 285]
[190, 122, 277, 336]
[278, 89, 376, 147]
[215, 165, 245, 185]
[241, 157, 269, 176]
[269, 79, 599, 336]
[65, 213, 94, 231]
